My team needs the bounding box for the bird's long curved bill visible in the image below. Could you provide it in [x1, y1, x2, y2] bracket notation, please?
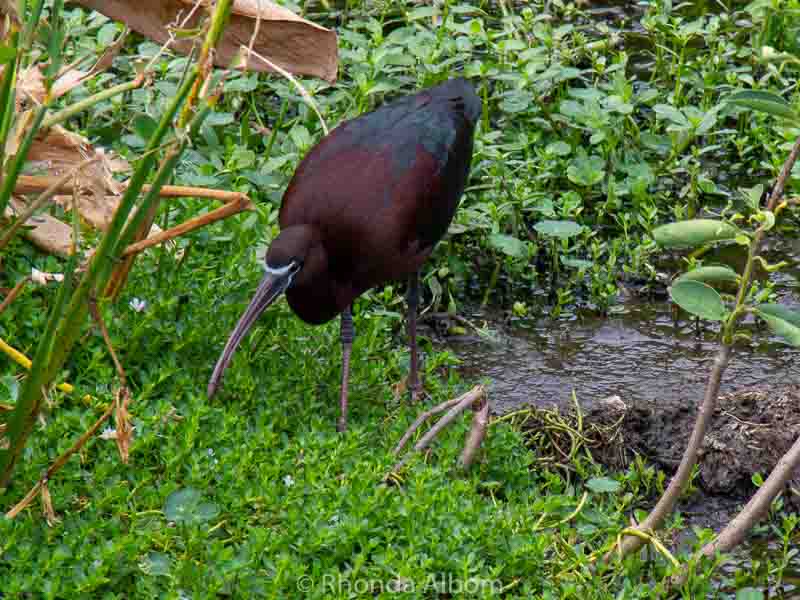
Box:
[207, 270, 292, 398]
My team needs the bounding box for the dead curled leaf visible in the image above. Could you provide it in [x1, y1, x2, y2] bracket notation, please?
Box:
[0, 125, 168, 257]
[12, 29, 129, 107]
[114, 387, 133, 464]
[72, 0, 338, 82]
[5, 198, 74, 256]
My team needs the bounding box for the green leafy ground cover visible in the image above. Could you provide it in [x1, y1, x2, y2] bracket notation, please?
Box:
[2, 0, 800, 597]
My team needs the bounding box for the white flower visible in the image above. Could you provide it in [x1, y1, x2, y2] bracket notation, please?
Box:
[31, 268, 63, 285]
[129, 297, 147, 312]
[283, 475, 295, 487]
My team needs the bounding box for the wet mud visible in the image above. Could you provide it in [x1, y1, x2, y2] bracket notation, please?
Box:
[573, 387, 800, 500]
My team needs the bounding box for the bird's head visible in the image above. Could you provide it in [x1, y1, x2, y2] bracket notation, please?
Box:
[207, 225, 318, 398]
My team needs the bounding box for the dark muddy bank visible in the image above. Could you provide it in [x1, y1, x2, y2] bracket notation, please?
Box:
[568, 387, 800, 501]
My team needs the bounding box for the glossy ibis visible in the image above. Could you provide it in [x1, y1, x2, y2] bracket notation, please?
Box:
[208, 78, 481, 432]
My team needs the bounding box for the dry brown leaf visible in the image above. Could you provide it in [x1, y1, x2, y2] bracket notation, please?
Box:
[5, 198, 73, 256]
[73, 0, 338, 82]
[40, 480, 61, 526]
[11, 29, 128, 106]
[16, 67, 45, 106]
[114, 387, 132, 464]
[5, 108, 34, 158]
[25, 126, 129, 226]
[27, 126, 129, 185]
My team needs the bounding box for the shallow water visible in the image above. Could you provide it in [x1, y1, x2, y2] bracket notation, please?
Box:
[447, 237, 800, 415]
[448, 296, 800, 415]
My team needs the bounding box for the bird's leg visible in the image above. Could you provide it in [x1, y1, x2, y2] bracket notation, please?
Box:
[407, 270, 422, 402]
[338, 306, 354, 432]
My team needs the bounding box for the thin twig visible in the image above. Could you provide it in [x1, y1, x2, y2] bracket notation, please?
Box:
[120, 192, 253, 258]
[607, 344, 732, 561]
[533, 491, 589, 531]
[407, 387, 484, 454]
[459, 396, 489, 469]
[145, 0, 205, 73]
[0, 276, 30, 315]
[671, 433, 800, 590]
[5, 402, 113, 519]
[88, 298, 126, 387]
[88, 299, 133, 463]
[392, 395, 464, 455]
[14, 175, 253, 203]
[388, 385, 486, 476]
[246, 48, 329, 135]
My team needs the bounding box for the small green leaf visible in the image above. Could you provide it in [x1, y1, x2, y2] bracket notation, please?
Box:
[669, 280, 728, 321]
[652, 219, 739, 248]
[230, 147, 256, 170]
[567, 155, 605, 186]
[736, 588, 764, 600]
[205, 112, 235, 126]
[534, 220, 584, 239]
[676, 266, 739, 286]
[653, 103, 690, 127]
[545, 140, 571, 156]
[289, 125, 312, 151]
[132, 114, 159, 142]
[759, 210, 775, 231]
[740, 184, 764, 210]
[586, 477, 621, 493]
[164, 487, 219, 524]
[0, 44, 16, 64]
[0, 375, 18, 403]
[755, 304, 800, 346]
[488, 234, 527, 257]
[140, 552, 172, 577]
[224, 76, 259, 93]
[727, 90, 798, 120]
[561, 257, 593, 269]
[500, 90, 533, 113]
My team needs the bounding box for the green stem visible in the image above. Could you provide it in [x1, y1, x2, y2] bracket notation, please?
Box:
[0, 103, 47, 219]
[19, 0, 44, 64]
[0, 237, 77, 487]
[41, 75, 144, 130]
[263, 99, 288, 160]
[178, 0, 233, 128]
[0, 29, 20, 191]
[482, 259, 500, 307]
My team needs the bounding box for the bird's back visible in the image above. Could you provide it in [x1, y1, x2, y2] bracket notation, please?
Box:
[280, 78, 481, 322]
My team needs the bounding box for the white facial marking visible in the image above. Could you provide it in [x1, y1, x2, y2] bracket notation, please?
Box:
[265, 261, 299, 287]
[264, 263, 293, 277]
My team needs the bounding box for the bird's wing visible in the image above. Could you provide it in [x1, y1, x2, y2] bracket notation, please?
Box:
[280, 86, 478, 286]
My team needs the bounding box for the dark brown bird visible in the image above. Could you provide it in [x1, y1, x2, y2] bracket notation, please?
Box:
[208, 78, 481, 431]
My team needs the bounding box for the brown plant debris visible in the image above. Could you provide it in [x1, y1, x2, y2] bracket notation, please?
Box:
[518, 387, 800, 503]
[73, 0, 338, 82]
